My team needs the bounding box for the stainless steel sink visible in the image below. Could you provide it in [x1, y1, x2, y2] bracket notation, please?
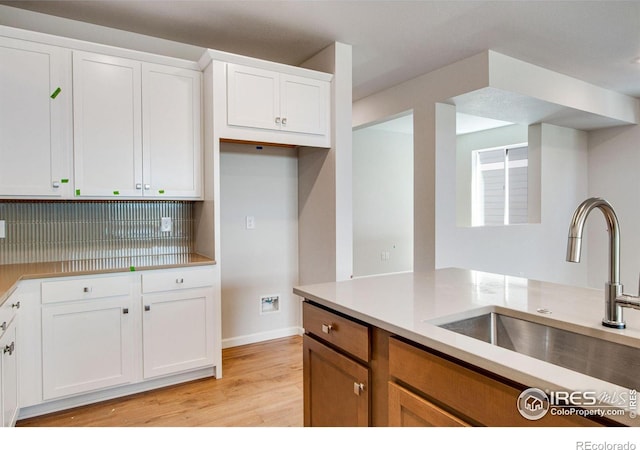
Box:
[438, 311, 640, 391]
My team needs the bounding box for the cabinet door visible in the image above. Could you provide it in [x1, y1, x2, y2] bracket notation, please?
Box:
[227, 63, 279, 131]
[303, 335, 369, 427]
[0, 323, 18, 427]
[42, 297, 135, 399]
[388, 381, 469, 427]
[142, 288, 214, 379]
[73, 51, 142, 198]
[0, 37, 70, 197]
[142, 64, 202, 198]
[280, 74, 329, 136]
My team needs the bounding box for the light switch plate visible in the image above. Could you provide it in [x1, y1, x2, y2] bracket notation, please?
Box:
[0, 220, 5, 239]
[246, 216, 256, 229]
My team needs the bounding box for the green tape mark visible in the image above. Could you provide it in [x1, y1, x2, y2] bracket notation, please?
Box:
[113, 191, 120, 195]
[129, 266, 136, 272]
[75, 189, 81, 196]
[61, 179, 69, 184]
[50, 87, 62, 99]
[158, 189, 165, 194]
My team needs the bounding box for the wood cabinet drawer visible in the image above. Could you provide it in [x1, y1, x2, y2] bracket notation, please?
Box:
[141, 267, 213, 294]
[303, 302, 369, 362]
[388, 337, 600, 427]
[41, 275, 131, 304]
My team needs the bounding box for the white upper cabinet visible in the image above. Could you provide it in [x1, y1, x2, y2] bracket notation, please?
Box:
[226, 63, 330, 146]
[227, 64, 279, 131]
[73, 52, 143, 198]
[73, 51, 202, 199]
[142, 63, 202, 198]
[280, 73, 329, 136]
[0, 37, 72, 198]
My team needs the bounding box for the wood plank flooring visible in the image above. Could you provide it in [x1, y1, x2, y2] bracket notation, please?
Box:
[17, 335, 303, 427]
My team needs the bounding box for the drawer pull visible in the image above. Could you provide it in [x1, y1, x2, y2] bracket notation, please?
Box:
[321, 323, 333, 334]
[4, 342, 14, 356]
[353, 382, 365, 396]
[11, 301, 20, 309]
[176, 278, 184, 284]
[0, 322, 6, 332]
[83, 287, 92, 293]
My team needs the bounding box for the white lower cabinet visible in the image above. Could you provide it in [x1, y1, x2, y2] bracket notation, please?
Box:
[142, 289, 214, 379]
[17, 266, 219, 418]
[1, 321, 19, 427]
[42, 296, 135, 400]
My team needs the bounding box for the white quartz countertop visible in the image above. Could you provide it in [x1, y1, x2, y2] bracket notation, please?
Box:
[293, 268, 640, 426]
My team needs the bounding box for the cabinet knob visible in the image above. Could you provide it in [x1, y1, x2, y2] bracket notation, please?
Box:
[83, 287, 92, 293]
[275, 117, 281, 125]
[353, 382, 365, 396]
[281, 117, 287, 126]
[321, 323, 333, 334]
[122, 308, 129, 315]
[176, 278, 184, 284]
[4, 342, 14, 356]
[52, 181, 60, 189]
[136, 183, 142, 190]
[11, 301, 20, 309]
[144, 305, 151, 312]
[0, 322, 6, 332]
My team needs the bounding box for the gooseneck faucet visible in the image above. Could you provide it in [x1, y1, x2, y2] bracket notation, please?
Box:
[566, 197, 640, 329]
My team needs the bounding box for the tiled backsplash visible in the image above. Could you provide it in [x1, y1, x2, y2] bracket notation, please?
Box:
[0, 201, 194, 265]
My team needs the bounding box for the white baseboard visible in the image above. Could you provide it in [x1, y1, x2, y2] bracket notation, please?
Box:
[222, 326, 303, 349]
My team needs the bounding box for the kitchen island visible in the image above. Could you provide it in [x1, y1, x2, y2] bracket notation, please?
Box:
[294, 268, 640, 427]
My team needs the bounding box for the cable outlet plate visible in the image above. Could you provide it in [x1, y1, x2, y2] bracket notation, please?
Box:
[260, 295, 280, 314]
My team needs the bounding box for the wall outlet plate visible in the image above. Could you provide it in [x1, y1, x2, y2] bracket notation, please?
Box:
[260, 295, 280, 314]
[160, 217, 172, 232]
[0, 220, 5, 239]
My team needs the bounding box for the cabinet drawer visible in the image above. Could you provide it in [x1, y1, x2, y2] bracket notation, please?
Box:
[388, 337, 600, 427]
[0, 293, 19, 335]
[141, 267, 214, 294]
[303, 302, 369, 362]
[41, 275, 131, 304]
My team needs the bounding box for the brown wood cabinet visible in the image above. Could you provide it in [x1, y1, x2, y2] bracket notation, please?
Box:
[303, 335, 369, 426]
[302, 301, 372, 426]
[388, 381, 469, 427]
[388, 337, 603, 427]
[302, 300, 609, 427]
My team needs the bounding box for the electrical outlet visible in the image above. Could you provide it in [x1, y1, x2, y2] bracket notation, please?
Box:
[160, 217, 172, 232]
[246, 216, 256, 230]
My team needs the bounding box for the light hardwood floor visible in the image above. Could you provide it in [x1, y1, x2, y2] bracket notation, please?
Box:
[17, 335, 303, 427]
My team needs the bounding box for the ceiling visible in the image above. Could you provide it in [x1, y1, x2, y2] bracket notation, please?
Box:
[2, 1, 640, 102]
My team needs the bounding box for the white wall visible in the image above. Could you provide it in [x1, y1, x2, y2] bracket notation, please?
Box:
[220, 143, 300, 347]
[353, 126, 413, 277]
[587, 124, 640, 293]
[298, 42, 353, 284]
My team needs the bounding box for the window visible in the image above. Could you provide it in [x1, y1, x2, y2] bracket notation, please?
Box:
[472, 145, 528, 226]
